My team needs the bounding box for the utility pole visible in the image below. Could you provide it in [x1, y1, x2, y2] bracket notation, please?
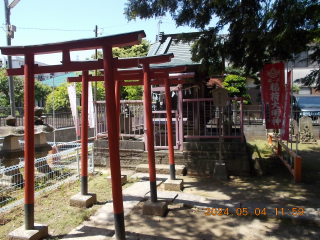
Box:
[3, 0, 19, 117]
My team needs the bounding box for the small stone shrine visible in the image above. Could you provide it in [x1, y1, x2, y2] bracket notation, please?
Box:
[34, 107, 55, 173]
[0, 116, 24, 185]
[299, 116, 316, 143]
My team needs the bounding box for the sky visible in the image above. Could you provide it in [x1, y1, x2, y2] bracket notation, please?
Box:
[0, 0, 217, 65]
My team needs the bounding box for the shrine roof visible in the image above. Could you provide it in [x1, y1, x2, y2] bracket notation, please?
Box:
[0, 30, 146, 56]
[148, 32, 201, 68]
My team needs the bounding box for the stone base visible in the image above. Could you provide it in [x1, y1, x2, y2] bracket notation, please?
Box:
[143, 199, 168, 216]
[70, 192, 97, 208]
[106, 175, 127, 184]
[8, 223, 48, 240]
[164, 179, 183, 191]
[213, 163, 228, 181]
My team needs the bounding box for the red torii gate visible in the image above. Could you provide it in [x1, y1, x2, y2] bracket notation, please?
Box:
[0, 31, 147, 240]
[68, 61, 185, 200]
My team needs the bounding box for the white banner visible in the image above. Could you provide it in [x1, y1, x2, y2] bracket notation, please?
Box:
[88, 82, 95, 128]
[67, 83, 80, 136]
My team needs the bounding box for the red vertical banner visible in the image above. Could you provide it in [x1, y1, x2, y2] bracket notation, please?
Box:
[281, 70, 292, 140]
[263, 63, 285, 129]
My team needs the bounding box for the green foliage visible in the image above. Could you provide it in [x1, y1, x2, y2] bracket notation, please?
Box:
[46, 83, 80, 113]
[0, 68, 51, 109]
[122, 84, 143, 100]
[292, 84, 301, 92]
[125, 0, 320, 87]
[223, 75, 252, 105]
[0, 67, 24, 107]
[34, 79, 52, 101]
[92, 39, 150, 100]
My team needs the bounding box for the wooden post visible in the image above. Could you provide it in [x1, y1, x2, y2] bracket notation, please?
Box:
[24, 53, 35, 230]
[81, 71, 89, 195]
[102, 45, 125, 239]
[277, 141, 281, 156]
[164, 78, 175, 180]
[294, 156, 302, 182]
[115, 79, 121, 137]
[143, 63, 158, 203]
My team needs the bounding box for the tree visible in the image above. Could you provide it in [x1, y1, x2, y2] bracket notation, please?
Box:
[1, 68, 54, 111]
[125, 0, 320, 86]
[295, 39, 320, 91]
[45, 82, 81, 113]
[34, 79, 52, 102]
[0, 67, 24, 109]
[92, 39, 150, 100]
[222, 75, 252, 105]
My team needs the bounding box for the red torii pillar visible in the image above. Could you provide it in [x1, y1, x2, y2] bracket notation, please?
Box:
[24, 53, 35, 230]
[81, 71, 89, 195]
[69, 60, 185, 211]
[142, 63, 158, 201]
[164, 78, 176, 180]
[2, 30, 146, 240]
[115, 64, 186, 201]
[102, 45, 126, 237]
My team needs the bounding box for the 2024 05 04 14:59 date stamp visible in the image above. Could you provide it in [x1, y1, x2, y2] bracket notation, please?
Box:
[205, 208, 304, 216]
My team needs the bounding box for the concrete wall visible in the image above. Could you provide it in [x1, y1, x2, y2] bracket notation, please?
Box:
[243, 125, 267, 141]
[93, 139, 251, 176]
[45, 127, 94, 143]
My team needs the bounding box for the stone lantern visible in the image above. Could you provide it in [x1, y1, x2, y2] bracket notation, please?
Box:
[34, 107, 55, 174]
[0, 116, 24, 185]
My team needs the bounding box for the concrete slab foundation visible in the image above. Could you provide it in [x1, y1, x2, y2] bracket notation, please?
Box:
[70, 192, 97, 208]
[164, 179, 183, 191]
[143, 199, 168, 216]
[213, 163, 228, 181]
[8, 223, 48, 240]
[106, 175, 127, 184]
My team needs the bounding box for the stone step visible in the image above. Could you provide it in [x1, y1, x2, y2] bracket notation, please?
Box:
[135, 164, 186, 176]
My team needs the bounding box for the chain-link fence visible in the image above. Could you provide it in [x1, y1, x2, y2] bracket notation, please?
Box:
[0, 141, 94, 213]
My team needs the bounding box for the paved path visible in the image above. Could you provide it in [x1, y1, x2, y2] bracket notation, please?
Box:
[63, 173, 320, 239]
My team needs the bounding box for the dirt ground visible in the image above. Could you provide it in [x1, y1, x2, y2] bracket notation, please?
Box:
[102, 146, 320, 240]
[119, 201, 320, 240]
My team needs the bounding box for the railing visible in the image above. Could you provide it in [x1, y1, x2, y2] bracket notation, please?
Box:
[182, 97, 244, 142]
[0, 142, 94, 212]
[44, 112, 75, 128]
[268, 134, 302, 182]
[95, 100, 145, 139]
[0, 112, 75, 129]
[152, 110, 179, 150]
[243, 110, 263, 125]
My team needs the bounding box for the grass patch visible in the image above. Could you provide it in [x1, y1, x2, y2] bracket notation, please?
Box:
[248, 139, 320, 184]
[0, 171, 120, 239]
[247, 140, 273, 159]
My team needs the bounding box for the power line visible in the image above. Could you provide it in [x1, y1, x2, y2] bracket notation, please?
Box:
[1, 21, 147, 33]
[15, 26, 93, 32]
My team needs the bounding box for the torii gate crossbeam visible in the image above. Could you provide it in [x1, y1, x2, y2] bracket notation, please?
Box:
[0, 30, 146, 240]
